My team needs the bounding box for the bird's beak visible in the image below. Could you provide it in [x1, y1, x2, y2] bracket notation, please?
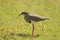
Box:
[19, 14, 22, 16]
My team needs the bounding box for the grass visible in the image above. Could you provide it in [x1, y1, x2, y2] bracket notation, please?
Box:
[0, 0, 60, 40]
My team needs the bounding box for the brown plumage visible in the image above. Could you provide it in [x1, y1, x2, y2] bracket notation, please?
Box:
[19, 12, 49, 23]
[19, 12, 49, 36]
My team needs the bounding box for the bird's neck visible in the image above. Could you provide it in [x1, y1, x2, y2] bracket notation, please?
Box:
[23, 14, 29, 17]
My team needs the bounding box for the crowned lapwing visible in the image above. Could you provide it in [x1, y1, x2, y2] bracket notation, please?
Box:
[19, 12, 49, 36]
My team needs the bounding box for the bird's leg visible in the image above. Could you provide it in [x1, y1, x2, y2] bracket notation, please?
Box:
[32, 24, 34, 36]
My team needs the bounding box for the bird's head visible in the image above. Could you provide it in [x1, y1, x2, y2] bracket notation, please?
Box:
[19, 12, 29, 16]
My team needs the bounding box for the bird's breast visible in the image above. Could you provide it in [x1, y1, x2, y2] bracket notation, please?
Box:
[24, 16, 31, 23]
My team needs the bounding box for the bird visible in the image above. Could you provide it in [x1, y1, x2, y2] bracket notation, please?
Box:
[19, 12, 49, 36]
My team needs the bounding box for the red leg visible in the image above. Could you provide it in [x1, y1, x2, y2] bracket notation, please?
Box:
[32, 24, 34, 36]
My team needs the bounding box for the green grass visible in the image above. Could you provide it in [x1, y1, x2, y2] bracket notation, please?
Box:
[0, 0, 60, 40]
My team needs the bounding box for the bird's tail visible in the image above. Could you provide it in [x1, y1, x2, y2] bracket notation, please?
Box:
[43, 17, 50, 20]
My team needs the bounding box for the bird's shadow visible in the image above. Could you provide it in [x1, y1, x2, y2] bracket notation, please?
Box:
[3, 33, 40, 40]
[15, 33, 40, 37]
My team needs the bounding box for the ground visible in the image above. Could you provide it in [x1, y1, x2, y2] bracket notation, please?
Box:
[0, 0, 60, 40]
